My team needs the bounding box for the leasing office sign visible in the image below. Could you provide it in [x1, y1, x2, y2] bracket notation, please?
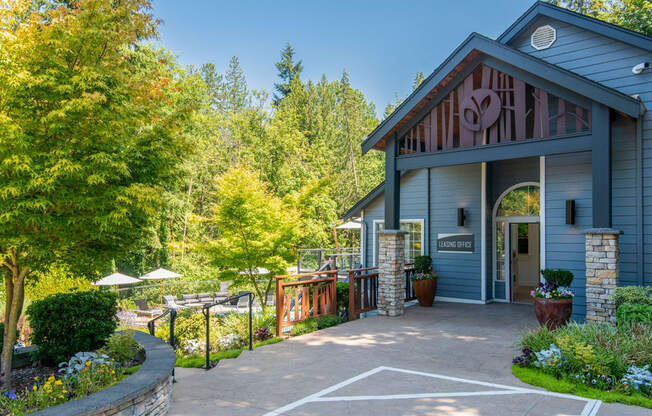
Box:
[437, 233, 474, 253]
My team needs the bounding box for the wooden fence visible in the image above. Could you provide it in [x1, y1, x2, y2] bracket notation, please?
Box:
[275, 270, 337, 336]
[348, 265, 416, 320]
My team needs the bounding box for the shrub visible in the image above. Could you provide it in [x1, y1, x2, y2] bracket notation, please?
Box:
[614, 286, 652, 307]
[97, 331, 143, 365]
[540, 269, 574, 287]
[289, 314, 339, 336]
[336, 282, 349, 313]
[518, 326, 555, 353]
[617, 303, 652, 326]
[254, 327, 272, 342]
[414, 255, 433, 274]
[27, 291, 118, 365]
[290, 319, 318, 336]
[316, 314, 340, 329]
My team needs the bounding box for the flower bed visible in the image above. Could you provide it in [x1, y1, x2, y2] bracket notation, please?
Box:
[513, 321, 652, 408]
[0, 332, 145, 415]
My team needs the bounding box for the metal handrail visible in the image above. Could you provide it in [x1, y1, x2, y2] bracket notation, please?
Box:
[147, 308, 178, 349]
[201, 292, 254, 370]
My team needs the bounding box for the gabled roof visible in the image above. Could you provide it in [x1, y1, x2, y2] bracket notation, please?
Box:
[498, 1, 652, 52]
[342, 181, 384, 221]
[362, 32, 643, 155]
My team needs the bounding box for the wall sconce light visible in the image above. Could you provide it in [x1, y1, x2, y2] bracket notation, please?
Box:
[457, 208, 466, 227]
[565, 200, 575, 225]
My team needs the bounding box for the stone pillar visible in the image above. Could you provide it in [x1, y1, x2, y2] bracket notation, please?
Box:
[585, 228, 622, 324]
[377, 230, 407, 317]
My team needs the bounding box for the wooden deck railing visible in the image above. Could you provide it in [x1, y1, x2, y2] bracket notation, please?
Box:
[275, 270, 337, 336]
[347, 267, 379, 320]
[347, 264, 417, 320]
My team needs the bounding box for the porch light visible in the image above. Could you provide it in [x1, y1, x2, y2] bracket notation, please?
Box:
[457, 208, 466, 227]
[565, 200, 575, 225]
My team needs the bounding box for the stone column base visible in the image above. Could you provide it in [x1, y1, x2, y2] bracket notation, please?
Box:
[585, 228, 622, 324]
[378, 230, 407, 317]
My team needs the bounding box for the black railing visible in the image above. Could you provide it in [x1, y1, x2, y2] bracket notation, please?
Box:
[147, 308, 178, 349]
[405, 267, 416, 301]
[201, 292, 254, 370]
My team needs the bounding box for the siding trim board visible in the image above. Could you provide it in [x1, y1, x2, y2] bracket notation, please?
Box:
[396, 133, 592, 171]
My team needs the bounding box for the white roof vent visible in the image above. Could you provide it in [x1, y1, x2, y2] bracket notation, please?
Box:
[531, 25, 556, 50]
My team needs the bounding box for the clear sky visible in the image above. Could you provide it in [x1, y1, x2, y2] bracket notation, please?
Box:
[152, 0, 534, 115]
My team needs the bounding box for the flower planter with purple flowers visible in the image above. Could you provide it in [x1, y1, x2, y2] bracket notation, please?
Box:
[411, 255, 438, 307]
[531, 269, 575, 330]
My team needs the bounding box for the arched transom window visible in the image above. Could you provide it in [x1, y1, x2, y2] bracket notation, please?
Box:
[496, 185, 540, 218]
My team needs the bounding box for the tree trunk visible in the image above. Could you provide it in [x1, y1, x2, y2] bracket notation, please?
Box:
[347, 131, 360, 201]
[1, 254, 28, 388]
[199, 175, 205, 216]
[181, 176, 193, 260]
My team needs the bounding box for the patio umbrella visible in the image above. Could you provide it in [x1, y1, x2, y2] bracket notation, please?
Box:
[93, 273, 142, 293]
[238, 267, 270, 276]
[140, 268, 182, 304]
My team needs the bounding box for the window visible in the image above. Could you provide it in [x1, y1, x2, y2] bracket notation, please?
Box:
[374, 220, 424, 265]
[496, 185, 540, 217]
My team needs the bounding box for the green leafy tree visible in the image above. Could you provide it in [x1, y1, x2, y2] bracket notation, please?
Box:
[0, 0, 190, 385]
[205, 167, 301, 308]
[274, 43, 303, 105]
[550, 0, 652, 36]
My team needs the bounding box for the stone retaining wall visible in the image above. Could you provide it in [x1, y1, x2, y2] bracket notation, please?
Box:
[32, 331, 175, 416]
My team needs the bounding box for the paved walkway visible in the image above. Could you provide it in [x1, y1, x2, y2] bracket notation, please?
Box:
[169, 302, 652, 416]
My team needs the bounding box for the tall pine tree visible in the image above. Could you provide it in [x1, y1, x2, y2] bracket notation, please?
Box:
[273, 43, 303, 105]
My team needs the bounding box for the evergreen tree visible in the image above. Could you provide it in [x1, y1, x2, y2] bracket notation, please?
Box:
[273, 43, 303, 105]
[412, 71, 426, 90]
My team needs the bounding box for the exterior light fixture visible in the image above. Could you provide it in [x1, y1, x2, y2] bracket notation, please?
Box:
[457, 208, 466, 227]
[565, 200, 575, 225]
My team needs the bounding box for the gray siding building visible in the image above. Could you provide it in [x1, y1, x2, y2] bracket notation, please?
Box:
[343, 2, 652, 321]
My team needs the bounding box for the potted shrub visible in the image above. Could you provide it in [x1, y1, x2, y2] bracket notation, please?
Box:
[531, 269, 575, 330]
[411, 255, 438, 307]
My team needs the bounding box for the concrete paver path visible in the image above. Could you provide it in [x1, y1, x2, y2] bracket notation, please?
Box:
[169, 302, 652, 416]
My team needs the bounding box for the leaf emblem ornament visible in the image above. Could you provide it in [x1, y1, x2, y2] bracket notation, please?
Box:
[459, 88, 502, 132]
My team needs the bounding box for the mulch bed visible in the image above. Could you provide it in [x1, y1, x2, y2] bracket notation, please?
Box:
[4, 366, 59, 393]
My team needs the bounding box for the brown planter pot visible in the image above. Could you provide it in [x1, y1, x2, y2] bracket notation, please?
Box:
[532, 296, 573, 330]
[413, 279, 437, 307]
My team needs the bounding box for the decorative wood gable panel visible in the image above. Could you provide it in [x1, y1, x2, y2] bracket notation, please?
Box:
[398, 65, 591, 155]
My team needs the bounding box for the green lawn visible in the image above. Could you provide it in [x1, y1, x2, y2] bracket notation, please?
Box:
[175, 337, 284, 368]
[512, 365, 652, 409]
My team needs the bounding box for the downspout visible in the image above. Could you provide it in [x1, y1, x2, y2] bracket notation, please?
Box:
[427, 168, 431, 255]
[636, 116, 644, 286]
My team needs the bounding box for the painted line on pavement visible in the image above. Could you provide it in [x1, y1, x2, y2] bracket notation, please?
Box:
[262, 366, 602, 416]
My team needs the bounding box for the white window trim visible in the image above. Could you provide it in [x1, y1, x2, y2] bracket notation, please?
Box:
[491, 181, 541, 302]
[372, 219, 425, 266]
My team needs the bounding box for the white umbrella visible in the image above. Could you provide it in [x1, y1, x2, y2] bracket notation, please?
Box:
[239, 267, 270, 275]
[93, 273, 142, 293]
[335, 220, 362, 230]
[140, 268, 182, 304]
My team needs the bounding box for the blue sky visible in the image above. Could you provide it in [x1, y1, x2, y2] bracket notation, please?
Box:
[153, 0, 533, 114]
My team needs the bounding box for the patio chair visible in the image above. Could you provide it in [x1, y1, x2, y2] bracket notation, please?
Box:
[217, 281, 230, 297]
[236, 296, 250, 312]
[163, 295, 187, 310]
[133, 299, 163, 317]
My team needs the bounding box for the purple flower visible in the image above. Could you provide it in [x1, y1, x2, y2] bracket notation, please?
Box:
[3, 390, 17, 400]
